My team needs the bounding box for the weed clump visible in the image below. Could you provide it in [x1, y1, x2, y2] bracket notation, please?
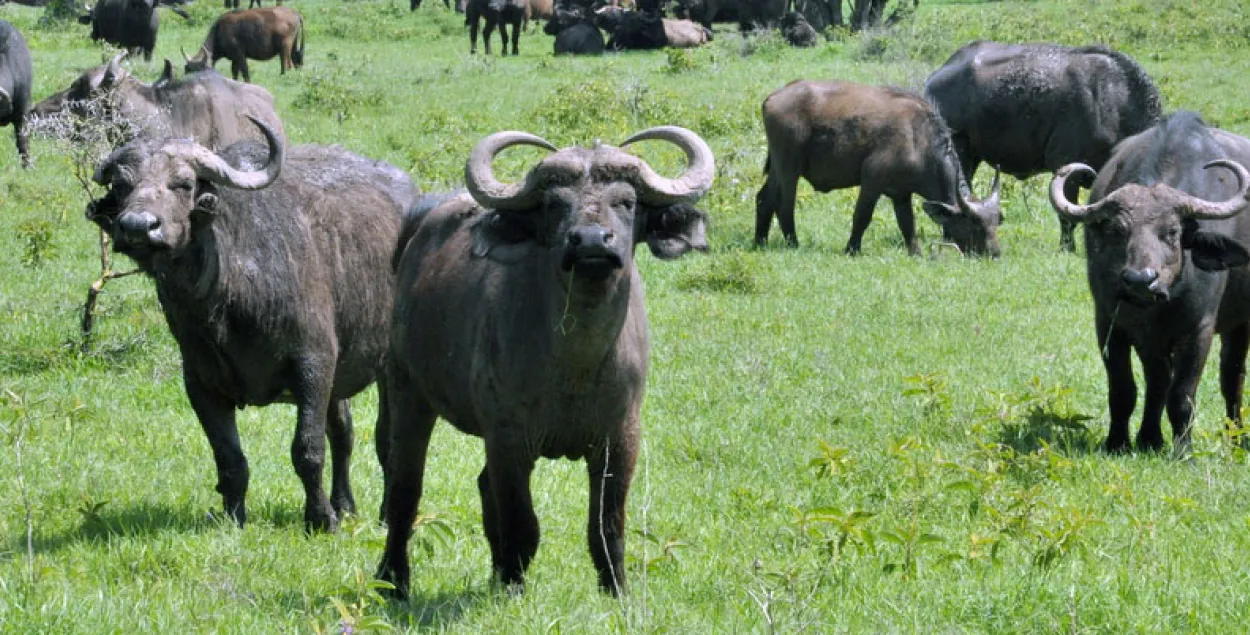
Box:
[676, 250, 761, 294]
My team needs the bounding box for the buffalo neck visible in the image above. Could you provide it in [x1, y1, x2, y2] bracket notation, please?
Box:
[539, 259, 639, 371]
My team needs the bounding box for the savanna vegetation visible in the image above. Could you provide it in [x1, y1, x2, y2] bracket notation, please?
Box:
[3, 0, 1250, 631]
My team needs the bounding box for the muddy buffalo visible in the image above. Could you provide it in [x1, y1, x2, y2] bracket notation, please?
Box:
[87, 118, 416, 531]
[757, 80, 1002, 256]
[376, 127, 714, 597]
[1050, 111, 1250, 455]
[926, 41, 1161, 251]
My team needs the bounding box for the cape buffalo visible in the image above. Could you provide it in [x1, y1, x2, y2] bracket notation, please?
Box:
[756, 80, 1002, 256]
[86, 118, 416, 531]
[780, 11, 818, 48]
[467, 0, 526, 55]
[926, 41, 1161, 251]
[0, 20, 32, 167]
[662, 18, 712, 48]
[544, 8, 604, 55]
[34, 53, 286, 150]
[225, 0, 277, 8]
[184, 7, 305, 83]
[78, 0, 188, 62]
[605, 10, 665, 50]
[375, 126, 714, 597]
[674, 0, 784, 30]
[1049, 111, 1250, 455]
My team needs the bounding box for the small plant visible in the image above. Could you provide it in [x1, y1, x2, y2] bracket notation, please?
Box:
[632, 529, 689, 573]
[878, 517, 943, 579]
[807, 439, 854, 479]
[902, 372, 952, 420]
[792, 506, 876, 560]
[676, 250, 761, 294]
[309, 569, 395, 635]
[664, 48, 699, 74]
[15, 219, 56, 268]
[1031, 504, 1102, 568]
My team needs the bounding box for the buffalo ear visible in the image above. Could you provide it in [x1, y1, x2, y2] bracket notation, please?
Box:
[1187, 231, 1250, 271]
[470, 210, 538, 264]
[643, 203, 708, 260]
[194, 183, 220, 216]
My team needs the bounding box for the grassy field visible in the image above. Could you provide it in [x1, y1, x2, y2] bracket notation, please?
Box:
[3, 0, 1250, 631]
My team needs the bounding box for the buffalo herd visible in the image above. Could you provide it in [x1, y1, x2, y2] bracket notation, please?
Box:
[1, 0, 1248, 603]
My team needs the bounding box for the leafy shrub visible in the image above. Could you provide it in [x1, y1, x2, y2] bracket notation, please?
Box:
[676, 250, 762, 294]
[16, 219, 56, 268]
[292, 73, 386, 119]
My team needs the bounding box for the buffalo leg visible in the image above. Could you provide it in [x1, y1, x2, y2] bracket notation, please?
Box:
[374, 379, 391, 521]
[497, 21, 509, 57]
[482, 19, 496, 55]
[845, 188, 881, 255]
[1221, 324, 1250, 428]
[510, 18, 521, 55]
[326, 399, 356, 517]
[1099, 320, 1136, 453]
[890, 195, 920, 256]
[1135, 349, 1171, 452]
[1168, 328, 1215, 456]
[14, 114, 29, 169]
[186, 374, 250, 525]
[756, 168, 798, 247]
[587, 439, 635, 596]
[375, 385, 438, 598]
[753, 174, 778, 246]
[482, 438, 539, 589]
[292, 362, 337, 532]
[469, 15, 481, 54]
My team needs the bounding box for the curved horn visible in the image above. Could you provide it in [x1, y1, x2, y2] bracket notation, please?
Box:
[101, 51, 127, 87]
[0, 86, 9, 105]
[464, 131, 558, 210]
[1049, 163, 1107, 222]
[189, 116, 283, 190]
[620, 125, 715, 205]
[1177, 160, 1250, 220]
[181, 46, 190, 62]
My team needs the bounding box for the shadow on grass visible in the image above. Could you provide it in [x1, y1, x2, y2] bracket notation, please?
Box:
[994, 407, 1102, 456]
[15, 499, 311, 555]
[386, 586, 493, 628]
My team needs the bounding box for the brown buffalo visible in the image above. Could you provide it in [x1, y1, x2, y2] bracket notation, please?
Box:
[756, 79, 1002, 256]
[375, 127, 714, 597]
[184, 6, 304, 83]
[87, 118, 416, 531]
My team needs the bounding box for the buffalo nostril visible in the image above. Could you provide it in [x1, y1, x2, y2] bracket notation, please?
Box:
[568, 231, 582, 246]
[603, 232, 616, 247]
[1121, 268, 1159, 286]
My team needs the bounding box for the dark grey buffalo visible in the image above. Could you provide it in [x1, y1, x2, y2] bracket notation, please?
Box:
[86, 119, 416, 531]
[756, 80, 1002, 256]
[674, 0, 784, 30]
[926, 41, 1161, 251]
[544, 8, 604, 55]
[78, 0, 188, 61]
[0, 20, 32, 167]
[467, 0, 526, 55]
[375, 127, 714, 597]
[34, 53, 286, 150]
[1049, 111, 1250, 454]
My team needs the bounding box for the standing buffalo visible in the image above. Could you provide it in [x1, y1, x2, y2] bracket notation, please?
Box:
[544, 8, 604, 55]
[225, 0, 278, 7]
[375, 127, 714, 597]
[86, 118, 416, 531]
[675, 0, 784, 30]
[467, 0, 526, 55]
[78, 0, 188, 62]
[183, 7, 305, 83]
[756, 80, 1002, 256]
[1049, 112, 1250, 455]
[0, 19, 32, 167]
[925, 41, 1161, 251]
[34, 53, 286, 150]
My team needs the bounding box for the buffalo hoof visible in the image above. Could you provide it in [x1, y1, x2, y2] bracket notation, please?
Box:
[1134, 432, 1165, 453]
[1103, 435, 1130, 454]
[331, 492, 357, 518]
[376, 561, 409, 599]
[304, 505, 339, 534]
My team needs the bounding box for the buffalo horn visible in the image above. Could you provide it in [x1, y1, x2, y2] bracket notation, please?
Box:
[620, 126, 715, 205]
[0, 86, 9, 105]
[1177, 160, 1250, 220]
[465, 131, 558, 211]
[1049, 162, 1106, 222]
[101, 51, 127, 87]
[190, 116, 284, 190]
[181, 46, 190, 62]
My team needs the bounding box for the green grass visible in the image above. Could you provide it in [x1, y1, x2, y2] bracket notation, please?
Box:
[3, 0, 1250, 631]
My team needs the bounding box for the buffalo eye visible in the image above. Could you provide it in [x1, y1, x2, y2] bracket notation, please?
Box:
[171, 180, 195, 193]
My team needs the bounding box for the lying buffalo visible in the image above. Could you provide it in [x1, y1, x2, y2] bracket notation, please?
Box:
[467, 0, 526, 55]
[926, 41, 1161, 251]
[34, 53, 286, 150]
[545, 8, 604, 55]
[87, 118, 416, 531]
[1050, 111, 1250, 455]
[605, 10, 664, 50]
[376, 127, 714, 597]
[79, 0, 188, 62]
[662, 18, 712, 48]
[756, 80, 1002, 256]
[184, 7, 305, 83]
[0, 19, 32, 167]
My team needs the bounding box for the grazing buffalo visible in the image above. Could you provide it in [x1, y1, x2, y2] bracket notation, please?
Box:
[467, 0, 526, 55]
[1049, 112, 1250, 455]
[756, 80, 1002, 256]
[544, 8, 604, 55]
[34, 53, 286, 150]
[0, 19, 32, 167]
[375, 126, 714, 597]
[926, 41, 1161, 251]
[184, 7, 305, 83]
[78, 0, 187, 61]
[87, 118, 416, 531]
